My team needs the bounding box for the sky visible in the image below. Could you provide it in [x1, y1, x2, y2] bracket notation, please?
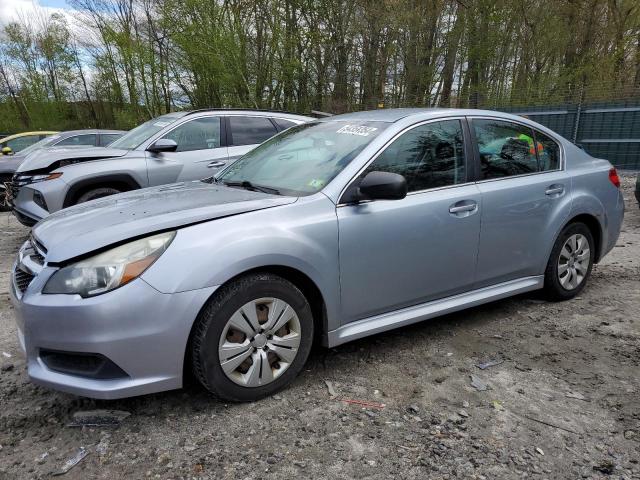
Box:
[0, 0, 74, 25]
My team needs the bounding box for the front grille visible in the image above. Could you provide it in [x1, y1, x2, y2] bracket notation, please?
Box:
[14, 268, 35, 294]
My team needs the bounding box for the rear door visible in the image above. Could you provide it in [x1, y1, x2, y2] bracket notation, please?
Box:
[226, 116, 279, 162]
[146, 115, 227, 184]
[337, 118, 482, 323]
[469, 117, 570, 287]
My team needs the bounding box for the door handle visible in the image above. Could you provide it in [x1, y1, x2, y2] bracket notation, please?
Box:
[449, 201, 478, 216]
[545, 184, 565, 196]
[207, 161, 226, 168]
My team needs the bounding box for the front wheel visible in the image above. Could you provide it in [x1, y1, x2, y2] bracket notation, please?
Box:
[543, 222, 595, 301]
[191, 273, 314, 402]
[76, 187, 121, 204]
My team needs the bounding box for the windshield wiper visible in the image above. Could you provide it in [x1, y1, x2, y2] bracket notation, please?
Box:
[222, 180, 281, 195]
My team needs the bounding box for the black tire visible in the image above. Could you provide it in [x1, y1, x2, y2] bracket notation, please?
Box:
[543, 222, 595, 301]
[76, 187, 121, 204]
[191, 273, 314, 402]
[0, 174, 12, 212]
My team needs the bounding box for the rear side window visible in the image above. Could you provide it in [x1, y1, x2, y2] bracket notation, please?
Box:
[229, 116, 277, 146]
[473, 119, 538, 179]
[535, 130, 560, 171]
[161, 117, 221, 152]
[55, 134, 97, 147]
[99, 134, 122, 147]
[365, 119, 466, 192]
[272, 118, 297, 131]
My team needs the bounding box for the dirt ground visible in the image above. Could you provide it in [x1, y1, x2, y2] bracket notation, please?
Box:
[0, 175, 638, 480]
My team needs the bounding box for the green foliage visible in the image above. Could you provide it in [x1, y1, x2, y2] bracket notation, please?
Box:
[0, 0, 638, 132]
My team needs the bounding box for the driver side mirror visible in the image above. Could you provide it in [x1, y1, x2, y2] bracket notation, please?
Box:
[1, 146, 13, 155]
[357, 171, 407, 201]
[147, 138, 178, 154]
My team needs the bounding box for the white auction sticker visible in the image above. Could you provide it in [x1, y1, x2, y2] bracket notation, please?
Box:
[336, 125, 378, 136]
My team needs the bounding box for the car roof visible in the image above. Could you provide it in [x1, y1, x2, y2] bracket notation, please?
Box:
[185, 109, 312, 120]
[55, 129, 126, 136]
[0, 131, 59, 142]
[319, 108, 529, 123]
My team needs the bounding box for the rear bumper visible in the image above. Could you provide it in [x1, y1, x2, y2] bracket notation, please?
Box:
[10, 267, 217, 399]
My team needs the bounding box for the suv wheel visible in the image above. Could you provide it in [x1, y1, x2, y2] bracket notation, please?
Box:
[191, 273, 314, 402]
[544, 222, 594, 301]
[76, 187, 121, 204]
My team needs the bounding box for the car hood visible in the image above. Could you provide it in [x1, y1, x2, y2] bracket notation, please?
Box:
[16, 146, 129, 173]
[33, 181, 297, 263]
[0, 154, 26, 175]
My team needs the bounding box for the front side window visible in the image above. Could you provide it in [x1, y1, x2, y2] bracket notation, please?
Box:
[55, 134, 97, 147]
[229, 116, 278, 146]
[161, 117, 221, 152]
[272, 118, 297, 131]
[218, 121, 388, 196]
[109, 112, 187, 150]
[473, 119, 539, 179]
[365, 119, 466, 192]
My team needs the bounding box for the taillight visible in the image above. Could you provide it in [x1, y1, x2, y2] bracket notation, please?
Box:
[608, 167, 620, 188]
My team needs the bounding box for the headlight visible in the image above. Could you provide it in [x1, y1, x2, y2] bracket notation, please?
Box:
[27, 172, 63, 183]
[43, 231, 175, 297]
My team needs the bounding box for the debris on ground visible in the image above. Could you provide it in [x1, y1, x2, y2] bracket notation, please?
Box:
[593, 460, 615, 474]
[565, 391, 587, 401]
[458, 409, 469, 418]
[475, 358, 504, 370]
[492, 400, 504, 411]
[341, 399, 385, 409]
[68, 410, 131, 428]
[52, 447, 88, 476]
[1, 351, 10, 358]
[535, 447, 544, 456]
[470, 375, 489, 391]
[324, 380, 337, 398]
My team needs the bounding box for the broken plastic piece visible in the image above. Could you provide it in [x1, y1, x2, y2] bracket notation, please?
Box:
[68, 410, 131, 427]
[53, 447, 88, 476]
[475, 359, 504, 370]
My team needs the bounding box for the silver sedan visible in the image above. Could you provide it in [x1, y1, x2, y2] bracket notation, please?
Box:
[10, 108, 624, 401]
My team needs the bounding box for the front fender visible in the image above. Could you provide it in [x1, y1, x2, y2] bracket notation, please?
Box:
[142, 194, 342, 330]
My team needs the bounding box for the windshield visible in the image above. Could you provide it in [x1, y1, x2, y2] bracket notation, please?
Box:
[217, 121, 388, 196]
[18, 134, 60, 155]
[109, 112, 187, 150]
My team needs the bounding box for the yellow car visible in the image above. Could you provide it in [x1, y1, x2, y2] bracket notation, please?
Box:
[0, 131, 58, 155]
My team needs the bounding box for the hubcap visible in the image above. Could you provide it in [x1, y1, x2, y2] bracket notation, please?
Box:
[557, 233, 590, 290]
[218, 297, 301, 387]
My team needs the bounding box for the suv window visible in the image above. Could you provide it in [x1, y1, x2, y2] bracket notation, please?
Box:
[98, 134, 122, 147]
[535, 130, 560, 171]
[272, 118, 297, 131]
[6, 136, 40, 152]
[229, 116, 277, 146]
[473, 119, 539, 179]
[55, 134, 97, 147]
[365, 119, 466, 192]
[161, 117, 221, 152]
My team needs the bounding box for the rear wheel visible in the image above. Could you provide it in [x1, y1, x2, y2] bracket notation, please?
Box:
[191, 273, 314, 402]
[543, 222, 594, 301]
[76, 187, 121, 204]
[0, 174, 12, 212]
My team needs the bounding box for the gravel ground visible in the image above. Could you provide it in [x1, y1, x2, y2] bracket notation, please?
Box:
[0, 174, 638, 480]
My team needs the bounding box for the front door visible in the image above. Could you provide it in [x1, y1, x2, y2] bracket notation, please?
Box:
[338, 119, 482, 323]
[146, 116, 228, 185]
[469, 117, 571, 287]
